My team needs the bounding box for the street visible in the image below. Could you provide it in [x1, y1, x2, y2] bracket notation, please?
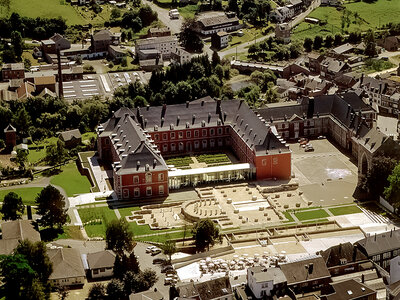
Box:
[142, 0, 183, 34]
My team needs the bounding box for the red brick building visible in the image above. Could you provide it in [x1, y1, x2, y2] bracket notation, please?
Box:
[2, 63, 25, 81]
[97, 98, 291, 200]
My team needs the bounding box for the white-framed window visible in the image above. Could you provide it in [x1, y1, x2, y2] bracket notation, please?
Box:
[262, 159, 267, 166]
[159, 185, 164, 195]
[194, 141, 199, 149]
[179, 142, 184, 151]
[202, 129, 207, 137]
[162, 133, 167, 140]
[171, 143, 176, 151]
[186, 131, 191, 138]
[178, 131, 183, 139]
[163, 144, 168, 152]
[210, 128, 215, 136]
[123, 189, 129, 199]
[210, 139, 215, 147]
[146, 186, 152, 196]
[225, 127, 230, 134]
[202, 140, 207, 149]
[194, 130, 199, 137]
[158, 173, 164, 181]
[133, 176, 139, 183]
[145, 172, 152, 183]
[217, 128, 222, 135]
[171, 132, 175, 139]
[154, 134, 159, 141]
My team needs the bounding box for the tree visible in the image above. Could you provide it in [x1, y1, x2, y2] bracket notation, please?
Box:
[12, 107, 31, 137]
[105, 219, 134, 255]
[11, 30, 23, 59]
[121, 56, 128, 67]
[364, 29, 377, 57]
[313, 35, 323, 50]
[363, 156, 397, 199]
[384, 163, 400, 209]
[57, 286, 69, 300]
[15, 149, 28, 170]
[179, 18, 203, 53]
[324, 35, 334, 48]
[1, 191, 25, 221]
[15, 240, 52, 294]
[212, 50, 220, 67]
[110, 8, 121, 19]
[87, 283, 106, 300]
[113, 252, 139, 280]
[45, 140, 66, 166]
[162, 240, 177, 262]
[35, 185, 68, 230]
[334, 34, 343, 46]
[303, 38, 313, 52]
[106, 279, 125, 299]
[0, 254, 36, 300]
[192, 219, 221, 251]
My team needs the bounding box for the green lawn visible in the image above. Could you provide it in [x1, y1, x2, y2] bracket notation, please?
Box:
[0, 187, 43, 206]
[50, 163, 92, 197]
[78, 206, 118, 238]
[301, 218, 329, 224]
[165, 156, 194, 168]
[295, 209, 329, 221]
[293, 0, 400, 40]
[283, 211, 295, 223]
[329, 205, 362, 216]
[27, 137, 58, 164]
[178, 4, 198, 19]
[196, 153, 231, 165]
[0, 0, 85, 25]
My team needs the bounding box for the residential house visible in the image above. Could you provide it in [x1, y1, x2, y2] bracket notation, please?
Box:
[4, 124, 17, 151]
[108, 45, 128, 61]
[321, 0, 342, 6]
[390, 256, 400, 284]
[129, 289, 164, 300]
[0, 220, 41, 255]
[279, 256, 331, 293]
[320, 279, 377, 300]
[333, 74, 357, 92]
[26, 75, 56, 94]
[41, 33, 71, 55]
[170, 47, 191, 65]
[289, 0, 304, 15]
[147, 27, 171, 38]
[195, 14, 241, 36]
[386, 279, 400, 300]
[271, 6, 292, 23]
[378, 36, 399, 52]
[320, 242, 369, 276]
[47, 248, 86, 287]
[247, 266, 287, 299]
[320, 57, 350, 80]
[87, 250, 116, 279]
[173, 276, 234, 299]
[275, 23, 291, 44]
[308, 53, 324, 74]
[355, 229, 400, 269]
[135, 36, 178, 61]
[211, 31, 229, 49]
[91, 29, 120, 57]
[59, 129, 82, 149]
[2, 63, 25, 81]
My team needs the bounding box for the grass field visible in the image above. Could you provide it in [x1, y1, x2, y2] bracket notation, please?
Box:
[196, 153, 231, 165]
[178, 4, 198, 19]
[27, 137, 58, 164]
[293, 0, 400, 40]
[0, 0, 85, 25]
[78, 206, 118, 238]
[295, 209, 329, 221]
[329, 205, 362, 216]
[50, 162, 92, 197]
[0, 187, 43, 206]
[165, 156, 194, 168]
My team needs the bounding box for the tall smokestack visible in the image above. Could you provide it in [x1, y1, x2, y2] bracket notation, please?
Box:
[57, 49, 63, 98]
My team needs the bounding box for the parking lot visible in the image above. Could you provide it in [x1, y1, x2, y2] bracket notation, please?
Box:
[108, 71, 146, 90]
[290, 138, 358, 206]
[63, 79, 103, 100]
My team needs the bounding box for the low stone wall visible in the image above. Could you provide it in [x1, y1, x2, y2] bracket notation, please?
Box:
[260, 182, 299, 193]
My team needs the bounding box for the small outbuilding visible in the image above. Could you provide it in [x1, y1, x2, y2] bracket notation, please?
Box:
[87, 250, 116, 279]
[59, 129, 82, 149]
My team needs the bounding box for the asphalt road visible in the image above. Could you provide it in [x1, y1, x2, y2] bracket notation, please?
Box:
[142, 0, 183, 34]
[219, 0, 321, 58]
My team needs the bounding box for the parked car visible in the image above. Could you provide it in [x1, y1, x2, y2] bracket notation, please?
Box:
[161, 265, 174, 273]
[153, 258, 167, 265]
[151, 249, 162, 256]
[146, 246, 158, 253]
[318, 135, 326, 139]
[305, 146, 314, 152]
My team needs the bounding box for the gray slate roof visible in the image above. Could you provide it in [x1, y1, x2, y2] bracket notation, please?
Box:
[249, 266, 287, 284]
[356, 229, 400, 256]
[59, 129, 82, 142]
[87, 250, 116, 269]
[48, 248, 85, 280]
